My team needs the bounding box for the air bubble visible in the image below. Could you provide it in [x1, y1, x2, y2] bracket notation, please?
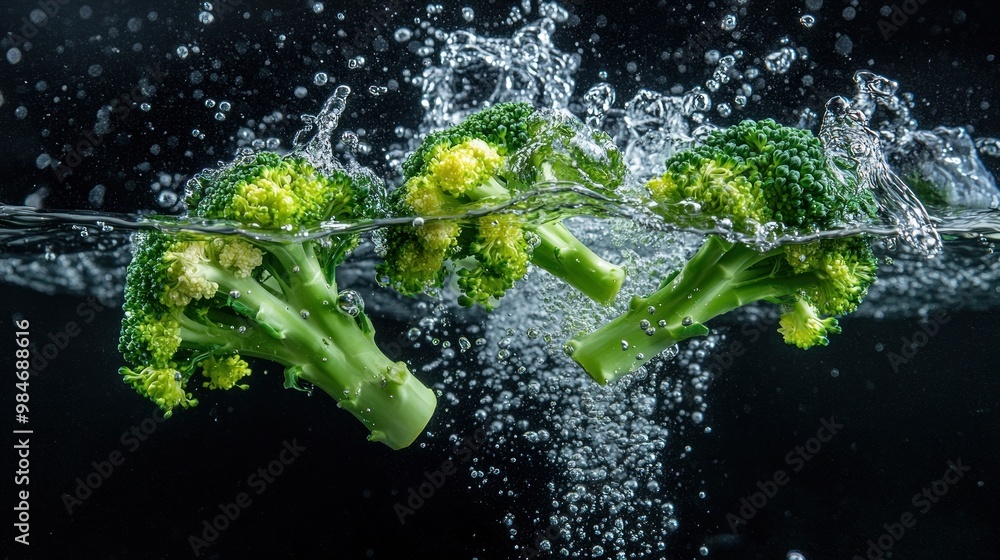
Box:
[765, 47, 798, 74]
[394, 28, 413, 42]
[336, 290, 364, 317]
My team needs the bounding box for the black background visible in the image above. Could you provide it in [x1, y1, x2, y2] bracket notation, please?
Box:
[2, 1, 999, 559]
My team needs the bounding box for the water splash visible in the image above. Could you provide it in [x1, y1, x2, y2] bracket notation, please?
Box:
[416, 17, 578, 131]
[292, 84, 352, 173]
[819, 95, 942, 257]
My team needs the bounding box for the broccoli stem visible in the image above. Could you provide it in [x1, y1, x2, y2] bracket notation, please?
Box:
[567, 236, 791, 384]
[526, 162, 625, 305]
[530, 221, 626, 306]
[194, 242, 437, 449]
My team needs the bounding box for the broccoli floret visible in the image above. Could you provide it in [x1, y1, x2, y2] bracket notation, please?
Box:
[567, 119, 880, 384]
[119, 151, 437, 450]
[377, 102, 627, 310]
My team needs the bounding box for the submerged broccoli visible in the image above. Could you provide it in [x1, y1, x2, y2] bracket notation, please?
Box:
[567, 119, 880, 384]
[119, 151, 437, 449]
[376, 102, 627, 310]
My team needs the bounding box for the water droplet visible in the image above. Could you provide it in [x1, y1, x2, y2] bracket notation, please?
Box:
[336, 290, 364, 317]
[621, 340, 630, 351]
[462, 7, 475, 21]
[229, 290, 241, 299]
[313, 72, 329, 86]
[764, 46, 798, 74]
[800, 15, 816, 28]
[682, 316, 693, 326]
[393, 28, 413, 42]
[176, 45, 190, 59]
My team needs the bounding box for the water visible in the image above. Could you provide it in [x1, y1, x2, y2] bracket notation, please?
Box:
[2, 2, 998, 558]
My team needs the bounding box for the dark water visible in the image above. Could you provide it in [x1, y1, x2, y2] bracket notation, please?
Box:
[2, 1, 999, 559]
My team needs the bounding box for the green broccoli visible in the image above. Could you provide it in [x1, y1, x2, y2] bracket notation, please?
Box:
[118, 151, 437, 450]
[567, 119, 880, 384]
[376, 102, 627, 310]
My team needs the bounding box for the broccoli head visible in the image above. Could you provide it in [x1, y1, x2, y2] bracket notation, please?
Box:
[567, 119, 880, 384]
[119, 151, 437, 450]
[376, 102, 627, 310]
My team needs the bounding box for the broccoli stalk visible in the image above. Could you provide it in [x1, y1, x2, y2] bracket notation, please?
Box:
[567, 236, 866, 383]
[378, 102, 627, 310]
[529, 217, 626, 308]
[119, 152, 436, 449]
[568, 119, 880, 384]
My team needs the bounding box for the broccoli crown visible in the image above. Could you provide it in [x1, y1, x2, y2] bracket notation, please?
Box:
[379, 102, 627, 309]
[402, 102, 535, 179]
[648, 118, 878, 232]
[118, 229, 262, 416]
[186, 151, 371, 228]
[119, 153, 439, 448]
